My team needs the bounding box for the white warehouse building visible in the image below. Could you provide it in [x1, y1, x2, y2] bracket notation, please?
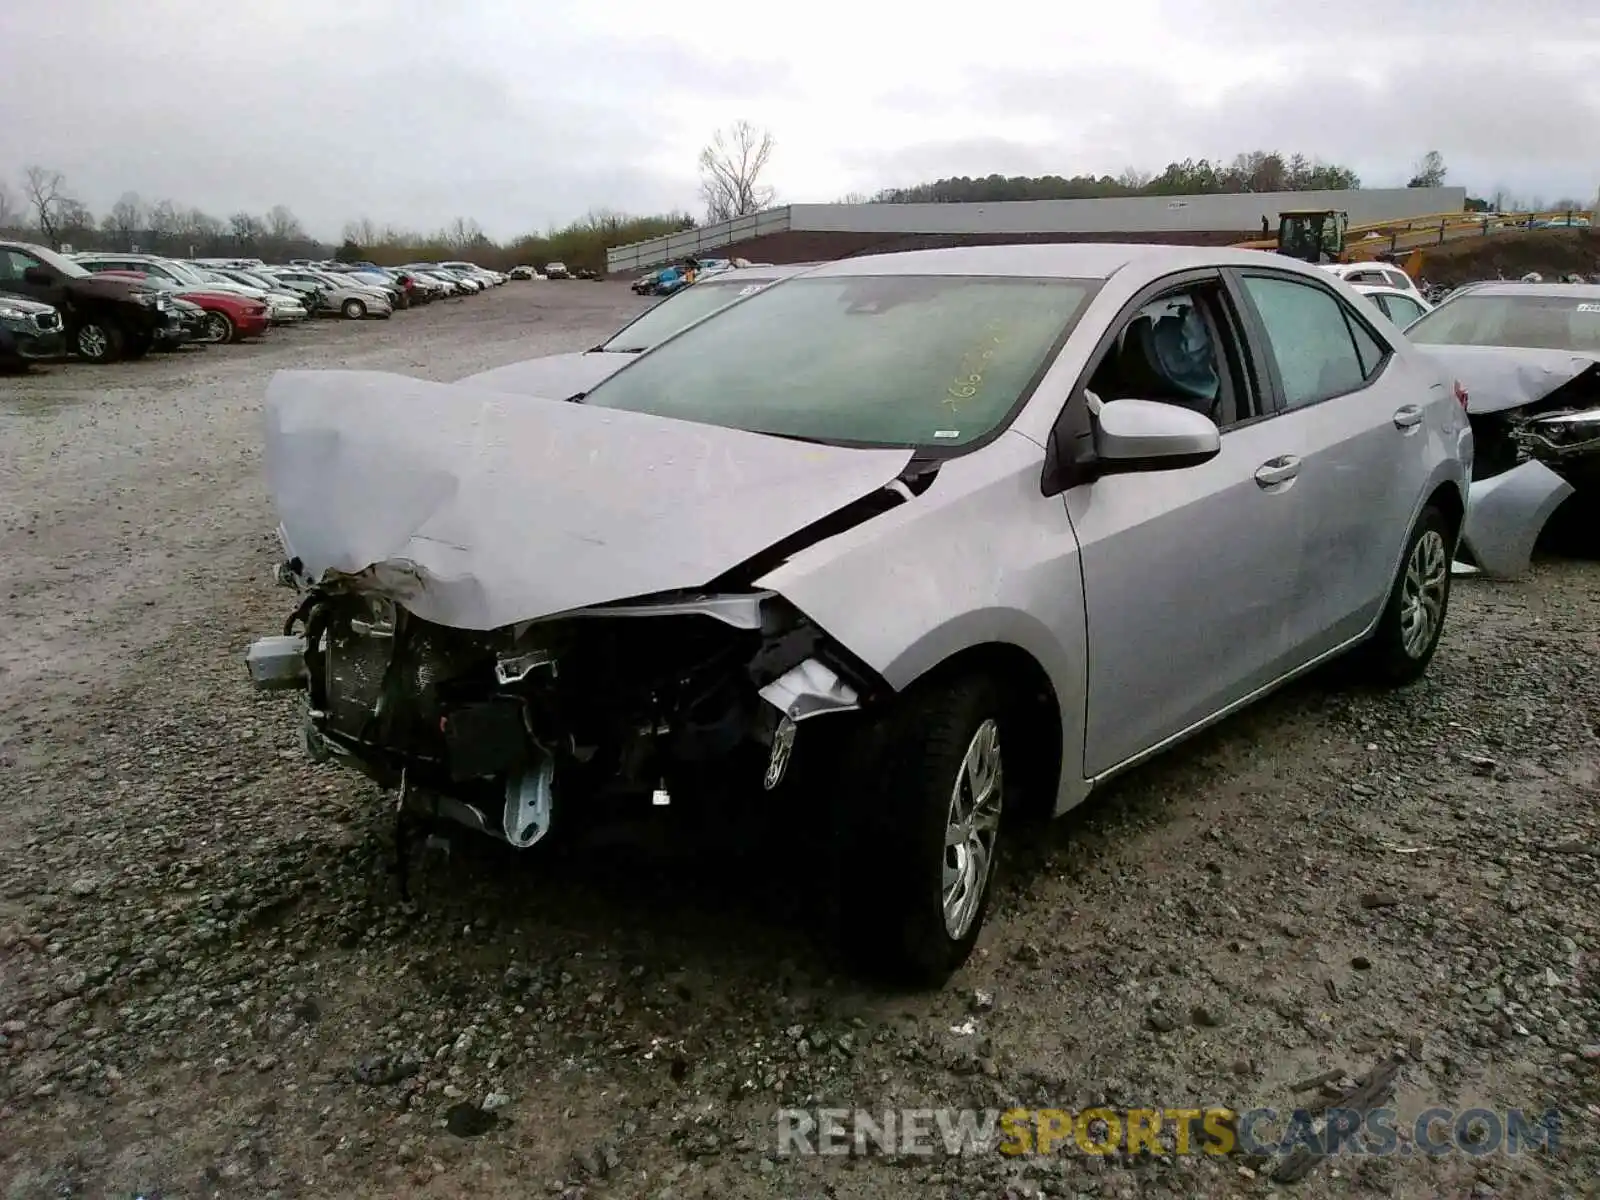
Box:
[605, 187, 1469, 273]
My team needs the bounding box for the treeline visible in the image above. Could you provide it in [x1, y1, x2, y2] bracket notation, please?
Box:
[0, 166, 696, 274]
[335, 209, 697, 273]
[870, 150, 1365, 205]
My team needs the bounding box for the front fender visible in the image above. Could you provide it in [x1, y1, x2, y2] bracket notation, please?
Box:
[757, 431, 1090, 811]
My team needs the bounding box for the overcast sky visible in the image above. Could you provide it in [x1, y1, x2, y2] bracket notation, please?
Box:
[2, 0, 1597, 241]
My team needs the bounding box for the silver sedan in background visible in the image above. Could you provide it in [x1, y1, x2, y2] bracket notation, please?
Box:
[260, 268, 393, 320]
[249, 244, 1471, 984]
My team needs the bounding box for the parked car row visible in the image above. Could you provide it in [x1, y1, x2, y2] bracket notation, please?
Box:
[249, 244, 1496, 984]
[0, 242, 509, 367]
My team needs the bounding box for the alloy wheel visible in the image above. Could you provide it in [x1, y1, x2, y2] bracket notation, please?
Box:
[1400, 529, 1448, 657]
[942, 718, 1003, 940]
[77, 325, 108, 359]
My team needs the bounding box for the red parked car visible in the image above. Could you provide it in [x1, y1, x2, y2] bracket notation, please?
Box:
[91, 270, 269, 344]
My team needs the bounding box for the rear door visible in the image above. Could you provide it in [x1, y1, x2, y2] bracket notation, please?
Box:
[1229, 269, 1437, 656]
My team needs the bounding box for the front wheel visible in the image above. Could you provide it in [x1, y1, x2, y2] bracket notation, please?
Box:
[1356, 503, 1454, 685]
[74, 319, 126, 364]
[341, 298, 367, 320]
[201, 311, 235, 344]
[836, 674, 1008, 985]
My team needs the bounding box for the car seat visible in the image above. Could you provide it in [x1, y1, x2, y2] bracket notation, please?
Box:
[1115, 309, 1219, 414]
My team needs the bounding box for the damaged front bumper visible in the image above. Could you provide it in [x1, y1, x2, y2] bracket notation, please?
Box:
[245, 580, 871, 849]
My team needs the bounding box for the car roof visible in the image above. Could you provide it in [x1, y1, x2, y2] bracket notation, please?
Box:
[1451, 282, 1600, 299]
[801, 242, 1332, 281]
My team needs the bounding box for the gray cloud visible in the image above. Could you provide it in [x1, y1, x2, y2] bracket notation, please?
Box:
[867, 50, 1600, 201]
[1, 0, 1596, 242]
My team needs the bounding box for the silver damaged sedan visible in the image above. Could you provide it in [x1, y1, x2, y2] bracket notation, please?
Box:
[247, 244, 1472, 984]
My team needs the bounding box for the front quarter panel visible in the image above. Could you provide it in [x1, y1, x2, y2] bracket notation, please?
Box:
[756, 430, 1089, 810]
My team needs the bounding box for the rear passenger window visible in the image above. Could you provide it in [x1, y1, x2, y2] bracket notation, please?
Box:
[1242, 276, 1380, 410]
[1385, 295, 1424, 326]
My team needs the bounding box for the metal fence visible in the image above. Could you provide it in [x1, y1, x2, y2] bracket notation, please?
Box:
[606, 209, 794, 273]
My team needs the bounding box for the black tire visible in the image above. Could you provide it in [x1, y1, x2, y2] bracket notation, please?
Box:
[201, 311, 235, 345]
[835, 673, 1010, 986]
[125, 334, 153, 361]
[1356, 503, 1454, 685]
[341, 298, 367, 320]
[73, 319, 126, 364]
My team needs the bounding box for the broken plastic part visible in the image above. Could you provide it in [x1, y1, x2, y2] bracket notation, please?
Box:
[559, 592, 773, 631]
[494, 649, 555, 685]
[758, 657, 861, 721]
[1460, 459, 1576, 578]
[764, 716, 797, 791]
[502, 757, 554, 848]
[246, 634, 308, 691]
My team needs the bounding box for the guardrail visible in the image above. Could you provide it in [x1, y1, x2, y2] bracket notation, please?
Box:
[1233, 209, 1594, 256]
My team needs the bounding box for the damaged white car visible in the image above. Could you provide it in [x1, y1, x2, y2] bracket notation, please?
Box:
[1407, 283, 1600, 575]
[246, 245, 1470, 984]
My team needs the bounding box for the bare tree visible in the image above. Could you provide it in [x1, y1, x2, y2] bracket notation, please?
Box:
[445, 216, 485, 250]
[0, 181, 18, 232]
[104, 192, 145, 248]
[1115, 167, 1152, 191]
[54, 199, 95, 246]
[698, 120, 776, 224]
[229, 211, 266, 245]
[1408, 150, 1447, 189]
[23, 166, 66, 245]
[342, 217, 379, 248]
[264, 205, 304, 243]
[834, 191, 872, 205]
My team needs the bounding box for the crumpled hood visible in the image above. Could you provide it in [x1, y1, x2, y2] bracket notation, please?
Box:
[263, 370, 915, 630]
[1413, 344, 1600, 414]
[456, 350, 631, 399]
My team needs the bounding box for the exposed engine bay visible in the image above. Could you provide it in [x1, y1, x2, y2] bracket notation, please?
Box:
[1415, 348, 1600, 576]
[248, 575, 871, 849]
[1468, 361, 1600, 485]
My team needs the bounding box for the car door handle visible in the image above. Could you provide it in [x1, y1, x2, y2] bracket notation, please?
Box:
[1393, 405, 1423, 429]
[1254, 455, 1302, 487]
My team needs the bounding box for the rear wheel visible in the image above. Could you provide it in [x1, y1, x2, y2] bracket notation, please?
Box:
[201, 312, 235, 344]
[836, 673, 1008, 985]
[1356, 503, 1454, 685]
[74, 319, 125, 364]
[341, 298, 367, 320]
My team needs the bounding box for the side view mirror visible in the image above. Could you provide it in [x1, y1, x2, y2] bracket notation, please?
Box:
[22, 266, 53, 286]
[1093, 397, 1221, 474]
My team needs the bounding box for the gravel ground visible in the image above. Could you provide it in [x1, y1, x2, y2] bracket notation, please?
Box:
[2, 281, 1598, 1199]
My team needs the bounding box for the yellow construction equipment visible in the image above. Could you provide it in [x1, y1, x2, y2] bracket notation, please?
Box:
[1274, 209, 1349, 263]
[1234, 207, 1597, 270]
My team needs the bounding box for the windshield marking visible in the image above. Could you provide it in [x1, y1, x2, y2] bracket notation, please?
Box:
[945, 320, 1005, 411]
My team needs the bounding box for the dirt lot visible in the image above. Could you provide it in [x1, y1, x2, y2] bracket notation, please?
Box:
[1417, 228, 1600, 287]
[2, 282, 1599, 1200]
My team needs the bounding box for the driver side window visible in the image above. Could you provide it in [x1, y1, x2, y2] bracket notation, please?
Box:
[1086, 282, 1255, 429]
[0, 249, 42, 284]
